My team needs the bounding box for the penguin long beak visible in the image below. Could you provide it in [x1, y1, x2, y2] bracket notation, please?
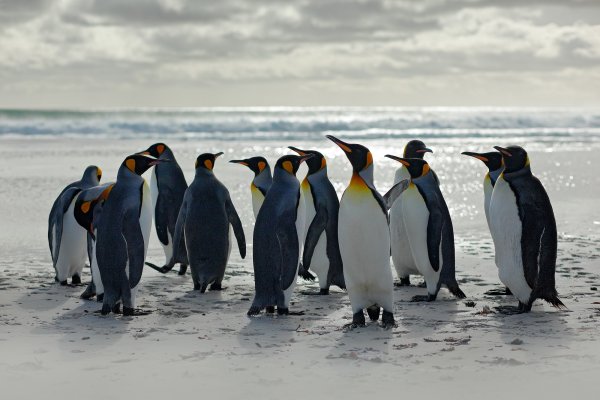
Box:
[229, 159, 249, 166]
[385, 154, 410, 166]
[299, 154, 315, 164]
[214, 152, 224, 158]
[416, 148, 433, 154]
[288, 146, 307, 156]
[461, 151, 489, 162]
[493, 146, 512, 157]
[326, 135, 353, 153]
[148, 159, 166, 167]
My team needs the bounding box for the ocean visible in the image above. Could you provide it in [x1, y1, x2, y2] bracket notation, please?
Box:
[1, 107, 600, 149]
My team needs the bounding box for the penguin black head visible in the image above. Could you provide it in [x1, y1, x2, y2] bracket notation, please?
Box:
[461, 151, 503, 172]
[326, 135, 373, 172]
[229, 156, 269, 176]
[385, 155, 431, 179]
[288, 147, 326, 175]
[123, 154, 164, 176]
[74, 184, 114, 238]
[275, 154, 314, 176]
[494, 146, 529, 173]
[139, 143, 169, 159]
[195, 152, 224, 171]
[82, 165, 102, 184]
[404, 140, 433, 159]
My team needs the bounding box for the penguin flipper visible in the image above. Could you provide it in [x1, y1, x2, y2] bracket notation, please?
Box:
[172, 194, 189, 266]
[302, 206, 327, 269]
[49, 187, 82, 266]
[383, 179, 409, 210]
[277, 224, 300, 292]
[123, 210, 146, 289]
[226, 197, 246, 259]
[154, 189, 171, 246]
[426, 208, 443, 272]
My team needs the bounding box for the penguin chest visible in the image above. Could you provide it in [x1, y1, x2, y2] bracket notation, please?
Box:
[389, 187, 418, 276]
[139, 180, 153, 257]
[250, 183, 265, 219]
[338, 189, 391, 289]
[302, 182, 329, 279]
[483, 174, 493, 229]
[393, 165, 410, 185]
[401, 185, 439, 282]
[56, 195, 88, 279]
[489, 177, 532, 302]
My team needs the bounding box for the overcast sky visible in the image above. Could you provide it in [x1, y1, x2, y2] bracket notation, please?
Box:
[1, 0, 599, 108]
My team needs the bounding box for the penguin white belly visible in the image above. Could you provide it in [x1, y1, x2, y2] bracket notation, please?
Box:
[140, 180, 153, 258]
[339, 192, 393, 312]
[55, 195, 88, 281]
[90, 236, 103, 295]
[390, 190, 419, 278]
[393, 165, 409, 185]
[489, 177, 532, 303]
[250, 184, 264, 218]
[283, 190, 306, 307]
[401, 185, 441, 295]
[483, 174, 493, 230]
[302, 183, 329, 288]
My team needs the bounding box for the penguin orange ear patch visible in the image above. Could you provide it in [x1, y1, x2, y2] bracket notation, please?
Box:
[366, 152, 373, 167]
[258, 161, 266, 172]
[81, 201, 91, 214]
[157, 144, 165, 155]
[282, 160, 294, 173]
[100, 185, 114, 200]
[422, 163, 430, 176]
[320, 158, 327, 170]
[204, 159, 213, 170]
[97, 167, 102, 178]
[126, 158, 136, 172]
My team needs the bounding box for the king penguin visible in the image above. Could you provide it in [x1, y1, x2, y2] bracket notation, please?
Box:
[173, 153, 246, 292]
[461, 150, 511, 296]
[74, 182, 115, 301]
[229, 156, 272, 218]
[288, 146, 345, 295]
[489, 145, 565, 313]
[95, 154, 163, 316]
[48, 165, 102, 285]
[247, 154, 312, 316]
[389, 140, 434, 287]
[138, 143, 189, 275]
[385, 155, 466, 302]
[327, 135, 395, 328]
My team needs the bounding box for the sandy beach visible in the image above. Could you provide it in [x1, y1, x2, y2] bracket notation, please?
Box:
[1, 136, 599, 399]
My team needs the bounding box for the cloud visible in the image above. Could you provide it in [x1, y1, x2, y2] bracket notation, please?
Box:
[0, 0, 599, 107]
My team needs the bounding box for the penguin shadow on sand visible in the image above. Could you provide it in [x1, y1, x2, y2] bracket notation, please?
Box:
[237, 314, 300, 352]
[17, 279, 81, 312]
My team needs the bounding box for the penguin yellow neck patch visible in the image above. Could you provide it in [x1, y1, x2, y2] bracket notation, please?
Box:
[101, 185, 114, 200]
[282, 160, 294, 174]
[126, 159, 136, 172]
[204, 159, 213, 170]
[347, 172, 370, 195]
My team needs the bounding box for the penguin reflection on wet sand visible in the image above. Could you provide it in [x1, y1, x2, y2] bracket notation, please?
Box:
[74, 183, 115, 301]
[248, 154, 312, 316]
[48, 165, 102, 285]
[385, 155, 466, 302]
[327, 135, 395, 329]
[173, 153, 246, 293]
[288, 146, 345, 295]
[229, 157, 272, 218]
[489, 146, 565, 314]
[95, 154, 163, 316]
[461, 150, 511, 296]
[389, 140, 435, 288]
[138, 143, 189, 275]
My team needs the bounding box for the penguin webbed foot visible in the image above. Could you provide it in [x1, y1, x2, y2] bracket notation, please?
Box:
[96, 293, 104, 302]
[366, 306, 380, 321]
[122, 307, 152, 317]
[209, 283, 225, 291]
[71, 274, 82, 285]
[80, 286, 96, 300]
[59, 280, 68, 286]
[485, 287, 513, 296]
[344, 311, 366, 330]
[178, 265, 188, 275]
[300, 288, 329, 296]
[265, 306, 275, 314]
[247, 306, 262, 316]
[298, 268, 316, 282]
[381, 310, 396, 329]
[410, 294, 437, 302]
[494, 302, 531, 315]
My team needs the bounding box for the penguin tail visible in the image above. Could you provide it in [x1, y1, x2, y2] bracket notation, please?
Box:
[534, 288, 567, 310]
[446, 281, 467, 299]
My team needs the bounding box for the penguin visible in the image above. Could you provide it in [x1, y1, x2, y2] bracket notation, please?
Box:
[138, 143, 189, 275]
[389, 140, 435, 287]
[288, 146, 345, 295]
[48, 165, 102, 285]
[229, 157, 272, 218]
[95, 154, 163, 316]
[73, 183, 115, 301]
[172, 153, 246, 292]
[488, 145, 565, 314]
[385, 155, 466, 302]
[461, 150, 511, 296]
[327, 135, 395, 328]
[247, 154, 312, 316]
